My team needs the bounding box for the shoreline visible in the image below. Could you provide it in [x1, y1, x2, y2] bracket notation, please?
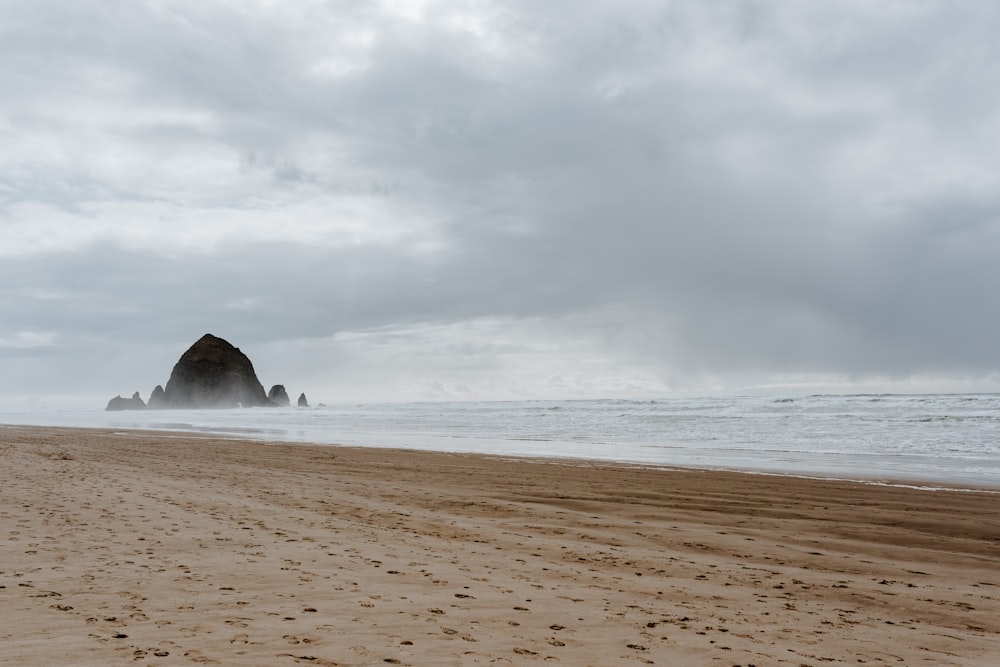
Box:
[5, 422, 999, 492]
[3, 425, 999, 665]
[5, 392, 998, 488]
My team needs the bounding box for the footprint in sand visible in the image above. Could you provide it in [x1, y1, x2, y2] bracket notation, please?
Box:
[182, 649, 217, 664]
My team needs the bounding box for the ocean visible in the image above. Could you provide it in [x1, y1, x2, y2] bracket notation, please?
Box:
[3, 394, 999, 489]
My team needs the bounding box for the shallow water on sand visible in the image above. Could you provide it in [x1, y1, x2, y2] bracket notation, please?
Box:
[4, 394, 999, 488]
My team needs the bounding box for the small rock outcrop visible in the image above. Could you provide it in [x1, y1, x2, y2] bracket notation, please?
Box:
[148, 384, 166, 409]
[106, 391, 147, 411]
[297, 392, 309, 407]
[160, 334, 271, 408]
[268, 384, 291, 406]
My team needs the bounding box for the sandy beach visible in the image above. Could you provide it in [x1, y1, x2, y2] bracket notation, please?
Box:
[2, 425, 998, 666]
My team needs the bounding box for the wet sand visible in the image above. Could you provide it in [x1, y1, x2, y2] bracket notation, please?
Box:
[2, 425, 999, 665]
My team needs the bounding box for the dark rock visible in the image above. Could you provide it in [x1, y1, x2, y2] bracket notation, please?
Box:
[159, 334, 271, 408]
[148, 384, 166, 409]
[106, 392, 147, 411]
[297, 393, 309, 407]
[268, 384, 291, 407]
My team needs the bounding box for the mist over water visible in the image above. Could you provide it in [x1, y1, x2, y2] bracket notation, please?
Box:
[3, 394, 999, 489]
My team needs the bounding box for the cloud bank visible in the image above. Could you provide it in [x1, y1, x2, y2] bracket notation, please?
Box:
[2, 1, 1000, 403]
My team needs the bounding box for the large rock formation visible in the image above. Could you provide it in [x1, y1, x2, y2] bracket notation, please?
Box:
[106, 391, 147, 411]
[106, 334, 312, 410]
[268, 384, 291, 407]
[160, 334, 272, 408]
[297, 392, 309, 407]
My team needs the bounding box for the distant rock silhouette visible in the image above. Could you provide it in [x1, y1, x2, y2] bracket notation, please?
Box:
[268, 384, 291, 407]
[148, 384, 166, 409]
[160, 334, 271, 408]
[106, 391, 147, 411]
[106, 334, 312, 410]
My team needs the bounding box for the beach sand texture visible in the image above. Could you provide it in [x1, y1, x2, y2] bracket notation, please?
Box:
[2, 425, 999, 665]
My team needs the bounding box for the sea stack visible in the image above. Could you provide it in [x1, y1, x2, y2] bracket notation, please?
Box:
[297, 393, 309, 407]
[148, 384, 167, 409]
[160, 334, 271, 408]
[106, 391, 147, 411]
[268, 384, 291, 407]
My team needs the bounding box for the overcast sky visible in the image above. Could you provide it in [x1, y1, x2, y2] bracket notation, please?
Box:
[3, 0, 1000, 406]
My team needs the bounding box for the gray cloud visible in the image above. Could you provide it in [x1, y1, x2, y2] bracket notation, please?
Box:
[2, 1, 1000, 403]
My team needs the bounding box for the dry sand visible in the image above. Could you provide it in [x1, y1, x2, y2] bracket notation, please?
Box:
[2, 425, 999, 666]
